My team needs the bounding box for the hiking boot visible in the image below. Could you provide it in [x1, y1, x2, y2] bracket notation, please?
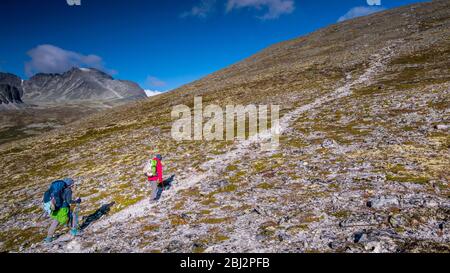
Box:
[70, 228, 82, 236]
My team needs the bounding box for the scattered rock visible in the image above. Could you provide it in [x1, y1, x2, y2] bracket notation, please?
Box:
[66, 240, 82, 253]
[364, 241, 382, 253]
[354, 231, 368, 243]
[322, 139, 338, 149]
[435, 124, 449, 130]
[166, 240, 184, 252]
[388, 214, 408, 228]
[252, 208, 261, 215]
[368, 196, 400, 209]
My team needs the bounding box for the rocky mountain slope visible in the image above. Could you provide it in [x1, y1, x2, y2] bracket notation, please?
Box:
[0, 0, 448, 253]
[0, 73, 24, 108]
[0, 84, 23, 106]
[0, 69, 146, 145]
[0, 72, 23, 92]
[22, 68, 146, 104]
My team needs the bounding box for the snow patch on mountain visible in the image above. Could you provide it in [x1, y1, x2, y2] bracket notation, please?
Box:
[144, 90, 163, 97]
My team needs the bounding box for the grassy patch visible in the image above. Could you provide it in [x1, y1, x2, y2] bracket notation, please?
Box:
[331, 210, 350, 218]
[386, 174, 429, 185]
[387, 164, 406, 174]
[169, 215, 189, 226]
[173, 201, 185, 210]
[142, 224, 160, 232]
[199, 217, 230, 225]
[113, 195, 143, 212]
[253, 161, 268, 173]
[225, 165, 238, 172]
[201, 196, 217, 206]
[0, 227, 44, 252]
[257, 182, 274, 190]
[287, 224, 309, 234]
[228, 171, 247, 183]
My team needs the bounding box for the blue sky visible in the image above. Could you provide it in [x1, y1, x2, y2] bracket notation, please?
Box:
[0, 0, 425, 91]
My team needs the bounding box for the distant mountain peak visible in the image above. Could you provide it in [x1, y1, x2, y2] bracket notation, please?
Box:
[0, 73, 24, 108]
[0, 84, 23, 105]
[1, 69, 146, 105]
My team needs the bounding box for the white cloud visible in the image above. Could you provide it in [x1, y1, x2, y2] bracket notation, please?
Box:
[24, 44, 115, 77]
[337, 6, 385, 22]
[145, 75, 167, 88]
[144, 90, 164, 97]
[226, 0, 295, 20]
[181, 0, 217, 18]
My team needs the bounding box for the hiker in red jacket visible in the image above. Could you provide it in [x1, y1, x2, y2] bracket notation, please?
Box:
[144, 154, 164, 201]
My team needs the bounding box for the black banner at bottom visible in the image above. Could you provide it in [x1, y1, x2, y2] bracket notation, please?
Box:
[0, 253, 445, 272]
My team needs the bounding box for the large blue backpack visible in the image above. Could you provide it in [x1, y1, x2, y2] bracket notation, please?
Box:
[43, 180, 67, 212]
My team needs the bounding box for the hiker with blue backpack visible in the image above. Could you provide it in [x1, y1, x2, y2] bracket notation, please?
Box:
[42, 178, 82, 243]
[143, 154, 168, 201]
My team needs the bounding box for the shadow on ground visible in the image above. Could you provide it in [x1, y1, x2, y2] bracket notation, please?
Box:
[80, 202, 115, 231]
[160, 175, 175, 189]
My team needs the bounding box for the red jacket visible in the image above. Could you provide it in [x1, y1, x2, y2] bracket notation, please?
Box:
[147, 158, 163, 184]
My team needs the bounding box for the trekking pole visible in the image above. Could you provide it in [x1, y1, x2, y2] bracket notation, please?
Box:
[74, 203, 80, 230]
[37, 212, 46, 221]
